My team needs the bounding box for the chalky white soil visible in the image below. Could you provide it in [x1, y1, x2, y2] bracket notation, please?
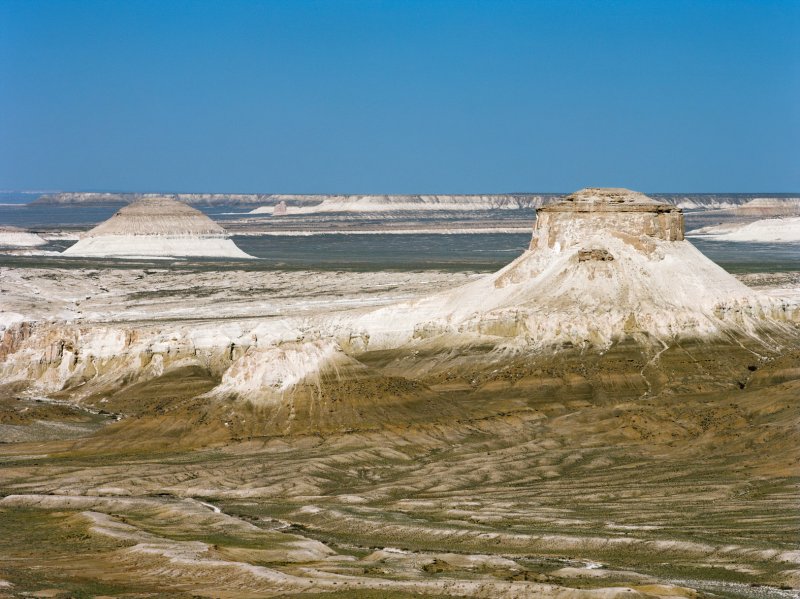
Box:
[688, 217, 800, 242]
[63, 234, 255, 259]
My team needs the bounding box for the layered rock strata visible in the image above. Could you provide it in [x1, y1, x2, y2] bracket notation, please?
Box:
[62, 196, 254, 259]
[532, 188, 684, 247]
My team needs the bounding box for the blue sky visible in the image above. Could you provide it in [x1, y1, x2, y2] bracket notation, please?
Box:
[0, 0, 798, 192]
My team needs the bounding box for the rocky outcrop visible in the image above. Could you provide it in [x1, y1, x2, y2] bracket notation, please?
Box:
[32, 192, 548, 210]
[0, 320, 32, 361]
[248, 195, 548, 214]
[688, 216, 800, 242]
[533, 188, 684, 247]
[82, 197, 227, 237]
[317, 188, 794, 357]
[0, 319, 254, 396]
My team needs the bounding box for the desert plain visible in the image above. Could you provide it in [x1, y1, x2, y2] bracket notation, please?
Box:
[0, 190, 798, 599]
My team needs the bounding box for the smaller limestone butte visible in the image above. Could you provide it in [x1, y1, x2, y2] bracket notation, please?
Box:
[63, 196, 254, 259]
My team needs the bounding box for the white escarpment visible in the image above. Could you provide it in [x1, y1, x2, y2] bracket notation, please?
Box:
[63, 196, 254, 259]
[249, 195, 544, 215]
[687, 217, 800, 243]
[0, 226, 47, 247]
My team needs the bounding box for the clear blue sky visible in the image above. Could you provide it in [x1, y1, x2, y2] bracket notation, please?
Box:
[1, 0, 798, 193]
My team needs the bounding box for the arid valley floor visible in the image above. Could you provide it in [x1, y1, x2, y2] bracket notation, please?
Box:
[0, 191, 798, 599]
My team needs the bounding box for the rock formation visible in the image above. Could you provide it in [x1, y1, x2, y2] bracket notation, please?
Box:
[248, 194, 546, 214]
[688, 216, 800, 242]
[272, 200, 289, 216]
[532, 188, 684, 246]
[62, 196, 254, 259]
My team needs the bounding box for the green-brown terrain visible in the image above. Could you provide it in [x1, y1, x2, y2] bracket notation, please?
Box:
[1, 331, 798, 598]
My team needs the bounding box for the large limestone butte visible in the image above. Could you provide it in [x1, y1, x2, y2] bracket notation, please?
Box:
[63, 196, 254, 259]
[326, 188, 794, 354]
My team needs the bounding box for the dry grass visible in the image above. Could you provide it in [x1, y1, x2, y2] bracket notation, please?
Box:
[0, 335, 798, 597]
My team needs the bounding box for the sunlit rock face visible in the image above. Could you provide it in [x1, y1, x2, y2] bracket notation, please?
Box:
[532, 188, 684, 250]
[333, 188, 797, 354]
[62, 196, 254, 259]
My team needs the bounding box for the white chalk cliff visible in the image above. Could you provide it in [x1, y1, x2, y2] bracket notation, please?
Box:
[62, 197, 254, 259]
[249, 195, 544, 215]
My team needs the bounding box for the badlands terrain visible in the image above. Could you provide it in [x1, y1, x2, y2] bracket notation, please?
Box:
[0, 189, 799, 598]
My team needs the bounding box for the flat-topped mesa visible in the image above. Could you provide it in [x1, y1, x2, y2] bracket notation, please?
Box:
[532, 188, 683, 250]
[63, 196, 254, 259]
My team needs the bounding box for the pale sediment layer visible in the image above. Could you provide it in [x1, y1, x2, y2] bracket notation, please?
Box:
[83, 196, 226, 237]
[721, 197, 800, 217]
[32, 191, 800, 213]
[687, 216, 800, 243]
[63, 235, 254, 259]
[248, 194, 547, 214]
[0, 267, 478, 324]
